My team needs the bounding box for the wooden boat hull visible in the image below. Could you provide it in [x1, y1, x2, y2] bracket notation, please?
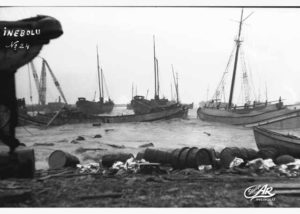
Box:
[76, 99, 114, 115]
[131, 96, 175, 115]
[26, 103, 70, 113]
[18, 105, 188, 126]
[252, 110, 300, 129]
[253, 126, 300, 158]
[197, 105, 300, 127]
[18, 110, 103, 126]
[99, 105, 188, 123]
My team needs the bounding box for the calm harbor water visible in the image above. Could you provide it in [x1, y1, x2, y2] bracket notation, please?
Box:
[16, 107, 258, 170]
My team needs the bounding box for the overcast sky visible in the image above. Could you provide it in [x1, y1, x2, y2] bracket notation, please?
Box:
[2, 6, 300, 105]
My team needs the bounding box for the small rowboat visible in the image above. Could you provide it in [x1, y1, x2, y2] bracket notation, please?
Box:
[253, 126, 300, 158]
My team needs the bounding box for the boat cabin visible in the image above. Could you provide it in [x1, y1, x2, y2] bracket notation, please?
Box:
[133, 95, 145, 100]
[78, 97, 86, 101]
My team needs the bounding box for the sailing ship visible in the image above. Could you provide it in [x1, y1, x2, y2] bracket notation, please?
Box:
[197, 9, 298, 126]
[131, 36, 187, 116]
[76, 46, 114, 115]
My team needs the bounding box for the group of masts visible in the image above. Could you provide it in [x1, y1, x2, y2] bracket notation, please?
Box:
[212, 9, 255, 109]
[27, 57, 68, 106]
[152, 35, 180, 103]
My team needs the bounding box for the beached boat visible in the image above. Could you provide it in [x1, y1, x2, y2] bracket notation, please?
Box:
[76, 97, 114, 115]
[245, 106, 300, 129]
[253, 126, 300, 158]
[99, 104, 188, 123]
[18, 108, 103, 126]
[197, 10, 293, 126]
[76, 46, 114, 115]
[18, 104, 188, 126]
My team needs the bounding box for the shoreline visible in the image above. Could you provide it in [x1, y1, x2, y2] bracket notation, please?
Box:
[1, 167, 300, 207]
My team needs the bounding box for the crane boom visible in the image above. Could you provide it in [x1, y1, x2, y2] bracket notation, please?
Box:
[29, 61, 41, 104]
[43, 59, 68, 104]
[39, 61, 47, 105]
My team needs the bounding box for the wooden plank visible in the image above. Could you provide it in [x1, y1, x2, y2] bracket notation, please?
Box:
[270, 183, 300, 189]
[275, 189, 300, 195]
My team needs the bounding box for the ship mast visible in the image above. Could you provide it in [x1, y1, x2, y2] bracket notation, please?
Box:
[172, 65, 179, 103]
[96, 45, 103, 103]
[39, 60, 47, 106]
[101, 68, 104, 102]
[228, 9, 244, 109]
[153, 35, 159, 100]
[131, 82, 134, 99]
[27, 64, 33, 104]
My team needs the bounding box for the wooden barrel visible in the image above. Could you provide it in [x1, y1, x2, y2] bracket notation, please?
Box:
[48, 150, 80, 169]
[0, 147, 35, 178]
[220, 147, 243, 168]
[197, 148, 215, 166]
[220, 147, 259, 168]
[257, 147, 279, 160]
[245, 148, 259, 160]
[178, 147, 192, 169]
[171, 147, 189, 169]
[170, 148, 181, 168]
[177, 147, 191, 169]
[185, 147, 200, 168]
[143, 148, 172, 165]
[101, 153, 133, 168]
[239, 148, 249, 160]
[275, 155, 295, 165]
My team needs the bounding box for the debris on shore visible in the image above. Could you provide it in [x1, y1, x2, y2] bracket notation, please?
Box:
[2, 146, 300, 207]
[76, 136, 85, 141]
[46, 147, 300, 178]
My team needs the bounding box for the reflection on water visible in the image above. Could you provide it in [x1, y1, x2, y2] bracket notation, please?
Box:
[16, 107, 258, 169]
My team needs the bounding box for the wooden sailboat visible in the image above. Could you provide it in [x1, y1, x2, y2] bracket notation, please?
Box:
[197, 9, 297, 126]
[76, 46, 114, 115]
[131, 36, 187, 116]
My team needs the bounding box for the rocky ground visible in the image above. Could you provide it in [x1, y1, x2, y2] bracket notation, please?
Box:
[1, 168, 300, 207]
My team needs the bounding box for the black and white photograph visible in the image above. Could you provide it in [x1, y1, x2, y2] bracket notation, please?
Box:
[1, 0, 300, 209]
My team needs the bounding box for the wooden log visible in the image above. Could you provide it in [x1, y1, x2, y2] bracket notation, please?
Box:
[48, 150, 80, 169]
[0, 145, 35, 179]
